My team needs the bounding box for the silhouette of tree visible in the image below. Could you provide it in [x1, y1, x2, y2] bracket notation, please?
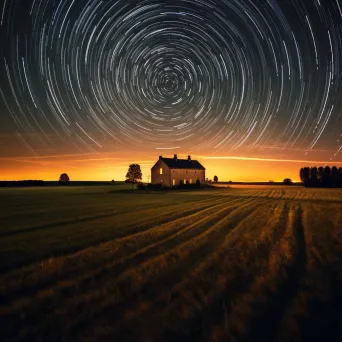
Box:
[299, 166, 342, 188]
[299, 168, 304, 183]
[323, 166, 331, 187]
[196, 178, 201, 187]
[318, 166, 324, 185]
[125, 164, 142, 190]
[310, 167, 318, 187]
[283, 178, 293, 185]
[332, 166, 338, 188]
[214, 175, 218, 183]
[59, 173, 70, 185]
[300, 167, 310, 187]
[339, 168, 342, 187]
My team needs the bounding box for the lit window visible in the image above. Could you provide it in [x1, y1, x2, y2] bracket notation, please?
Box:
[172, 179, 175, 185]
[184, 179, 186, 184]
[190, 179, 192, 184]
[160, 168, 163, 175]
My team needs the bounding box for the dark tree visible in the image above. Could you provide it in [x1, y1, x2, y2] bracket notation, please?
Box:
[301, 167, 310, 187]
[126, 164, 142, 190]
[196, 178, 201, 187]
[59, 173, 70, 185]
[339, 168, 342, 187]
[213, 175, 218, 183]
[310, 167, 318, 187]
[299, 166, 342, 188]
[323, 166, 331, 187]
[299, 168, 305, 183]
[332, 166, 338, 188]
[318, 166, 324, 185]
[283, 178, 293, 185]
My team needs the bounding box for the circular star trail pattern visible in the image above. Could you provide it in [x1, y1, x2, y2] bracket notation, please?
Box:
[1, 0, 342, 158]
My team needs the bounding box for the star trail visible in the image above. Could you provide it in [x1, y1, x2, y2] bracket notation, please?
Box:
[1, 0, 342, 181]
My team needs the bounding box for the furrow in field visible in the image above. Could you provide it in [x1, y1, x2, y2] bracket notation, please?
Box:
[205, 203, 304, 341]
[0, 194, 144, 225]
[0, 201, 133, 228]
[76, 200, 276, 340]
[267, 189, 283, 199]
[0, 196, 229, 273]
[273, 203, 342, 342]
[0, 210, 134, 238]
[215, 190, 342, 206]
[3, 199, 262, 341]
[232, 204, 307, 342]
[141, 203, 287, 341]
[0, 196, 244, 304]
[0, 196, 219, 236]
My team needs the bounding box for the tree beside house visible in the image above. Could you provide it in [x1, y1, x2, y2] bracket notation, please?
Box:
[126, 164, 142, 190]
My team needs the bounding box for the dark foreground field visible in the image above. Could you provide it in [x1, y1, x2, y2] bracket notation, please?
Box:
[1, 185, 342, 341]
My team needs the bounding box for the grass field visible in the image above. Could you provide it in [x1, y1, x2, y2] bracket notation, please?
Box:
[1, 184, 342, 341]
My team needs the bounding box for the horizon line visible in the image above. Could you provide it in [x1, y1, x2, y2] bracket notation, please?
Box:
[200, 156, 342, 165]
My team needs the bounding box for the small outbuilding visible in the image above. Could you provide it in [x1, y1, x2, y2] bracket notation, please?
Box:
[151, 154, 206, 187]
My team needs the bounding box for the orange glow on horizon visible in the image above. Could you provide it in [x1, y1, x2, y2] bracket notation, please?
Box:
[1, 151, 342, 183]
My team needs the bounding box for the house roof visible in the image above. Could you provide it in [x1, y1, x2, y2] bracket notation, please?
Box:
[159, 157, 205, 170]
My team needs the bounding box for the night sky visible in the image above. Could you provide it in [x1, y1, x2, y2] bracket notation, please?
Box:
[1, 0, 342, 182]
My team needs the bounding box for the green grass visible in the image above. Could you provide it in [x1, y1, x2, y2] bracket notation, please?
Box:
[1, 185, 342, 341]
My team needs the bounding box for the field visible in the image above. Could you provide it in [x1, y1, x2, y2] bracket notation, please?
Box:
[1, 185, 342, 341]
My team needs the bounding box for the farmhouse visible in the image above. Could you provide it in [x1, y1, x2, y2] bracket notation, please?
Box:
[151, 154, 205, 187]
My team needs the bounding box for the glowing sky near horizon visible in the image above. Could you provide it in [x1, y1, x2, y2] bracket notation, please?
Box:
[1, 0, 342, 181]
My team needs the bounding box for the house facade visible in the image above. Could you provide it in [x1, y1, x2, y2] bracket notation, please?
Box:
[151, 154, 205, 187]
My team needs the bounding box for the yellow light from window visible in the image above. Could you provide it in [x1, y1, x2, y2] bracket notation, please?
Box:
[160, 168, 163, 175]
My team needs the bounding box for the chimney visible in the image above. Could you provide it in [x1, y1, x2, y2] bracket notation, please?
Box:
[159, 155, 162, 159]
[174, 154, 177, 160]
[187, 155, 191, 161]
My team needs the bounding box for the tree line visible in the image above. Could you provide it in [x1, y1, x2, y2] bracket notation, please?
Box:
[0, 180, 44, 187]
[300, 166, 342, 187]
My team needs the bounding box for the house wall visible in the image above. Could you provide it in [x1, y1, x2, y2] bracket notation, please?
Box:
[151, 160, 171, 186]
[169, 169, 205, 186]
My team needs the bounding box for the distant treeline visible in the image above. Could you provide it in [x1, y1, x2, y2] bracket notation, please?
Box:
[218, 182, 294, 186]
[0, 180, 45, 187]
[0, 180, 122, 187]
[300, 166, 342, 188]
